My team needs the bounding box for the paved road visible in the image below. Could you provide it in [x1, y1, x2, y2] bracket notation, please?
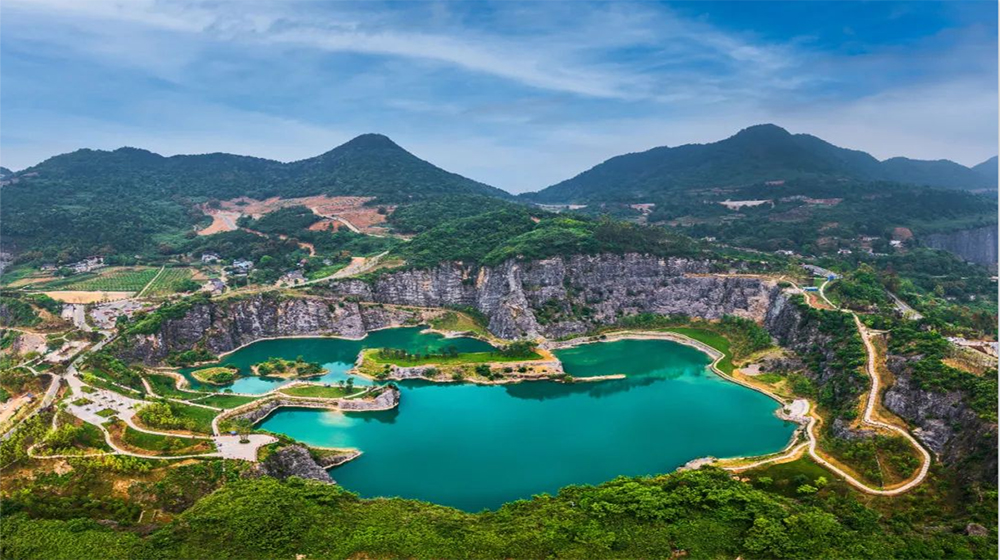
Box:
[887, 291, 923, 320]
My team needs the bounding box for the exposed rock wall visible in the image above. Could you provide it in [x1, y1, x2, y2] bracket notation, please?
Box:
[884, 356, 997, 482]
[923, 225, 998, 267]
[332, 254, 779, 339]
[116, 294, 419, 364]
[252, 445, 334, 484]
[764, 294, 867, 407]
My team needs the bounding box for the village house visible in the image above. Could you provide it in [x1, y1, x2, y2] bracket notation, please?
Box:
[231, 259, 254, 275]
[69, 256, 105, 273]
[202, 278, 226, 295]
[201, 252, 221, 264]
[279, 270, 307, 286]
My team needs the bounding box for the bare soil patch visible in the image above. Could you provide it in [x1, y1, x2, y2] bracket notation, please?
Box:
[42, 291, 133, 303]
[199, 195, 394, 236]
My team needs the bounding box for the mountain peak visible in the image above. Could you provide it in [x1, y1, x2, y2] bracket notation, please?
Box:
[731, 123, 792, 141]
[339, 133, 403, 151]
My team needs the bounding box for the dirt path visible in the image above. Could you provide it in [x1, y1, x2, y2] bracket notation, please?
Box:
[136, 266, 165, 298]
[772, 279, 932, 494]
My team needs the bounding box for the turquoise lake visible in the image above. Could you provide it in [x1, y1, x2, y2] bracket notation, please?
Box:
[180, 326, 494, 393]
[236, 331, 795, 511]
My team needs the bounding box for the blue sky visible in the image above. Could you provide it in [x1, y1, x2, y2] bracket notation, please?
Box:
[1, 1, 996, 192]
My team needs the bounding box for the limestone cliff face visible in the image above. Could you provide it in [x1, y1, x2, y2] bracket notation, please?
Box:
[884, 356, 997, 482]
[764, 293, 867, 410]
[332, 254, 779, 339]
[116, 294, 419, 364]
[923, 225, 998, 267]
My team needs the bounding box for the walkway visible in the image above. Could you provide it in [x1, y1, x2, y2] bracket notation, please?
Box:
[752, 278, 933, 495]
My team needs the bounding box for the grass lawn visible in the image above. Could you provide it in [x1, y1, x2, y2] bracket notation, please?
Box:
[194, 394, 259, 409]
[305, 263, 347, 280]
[279, 385, 352, 399]
[663, 327, 734, 374]
[144, 374, 204, 399]
[116, 422, 214, 456]
[366, 348, 542, 367]
[190, 366, 238, 385]
[72, 398, 93, 406]
[96, 408, 117, 418]
[166, 402, 219, 434]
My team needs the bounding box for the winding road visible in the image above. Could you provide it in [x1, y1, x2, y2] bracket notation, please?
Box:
[724, 279, 932, 494]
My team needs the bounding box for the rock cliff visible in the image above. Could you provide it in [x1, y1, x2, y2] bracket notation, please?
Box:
[116, 294, 419, 364]
[884, 355, 997, 482]
[331, 254, 779, 339]
[923, 225, 998, 267]
[251, 445, 334, 484]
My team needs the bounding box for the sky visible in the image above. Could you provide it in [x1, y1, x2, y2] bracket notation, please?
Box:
[1, 0, 997, 192]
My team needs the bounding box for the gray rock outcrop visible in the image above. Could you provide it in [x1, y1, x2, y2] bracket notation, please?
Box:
[923, 225, 998, 267]
[330, 254, 779, 339]
[256, 445, 333, 483]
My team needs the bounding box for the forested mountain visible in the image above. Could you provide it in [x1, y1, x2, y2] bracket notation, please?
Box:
[0, 134, 508, 258]
[526, 124, 997, 203]
[972, 156, 998, 185]
[0, 166, 12, 178]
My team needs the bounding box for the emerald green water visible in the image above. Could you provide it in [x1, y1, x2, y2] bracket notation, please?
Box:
[254, 334, 795, 511]
[179, 326, 494, 394]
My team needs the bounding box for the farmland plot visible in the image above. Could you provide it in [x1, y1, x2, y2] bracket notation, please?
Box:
[143, 268, 196, 297]
[38, 267, 158, 292]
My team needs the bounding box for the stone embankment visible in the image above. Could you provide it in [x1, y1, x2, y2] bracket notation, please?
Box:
[214, 386, 401, 432]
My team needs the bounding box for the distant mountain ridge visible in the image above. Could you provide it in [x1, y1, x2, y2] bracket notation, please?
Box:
[526, 124, 998, 203]
[0, 133, 509, 258]
[8, 133, 509, 202]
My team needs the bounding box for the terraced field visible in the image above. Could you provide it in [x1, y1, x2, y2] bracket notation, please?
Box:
[142, 267, 195, 297]
[37, 267, 159, 292]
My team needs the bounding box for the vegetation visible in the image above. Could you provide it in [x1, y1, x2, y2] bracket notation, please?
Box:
[394, 207, 699, 269]
[827, 264, 889, 310]
[253, 357, 326, 378]
[2, 465, 994, 560]
[142, 267, 198, 297]
[1, 134, 507, 260]
[370, 341, 540, 367]
[278, 385, 352, 399]
[0, 292, 63, 327]
[189, 367, 238, 386]
[38, 267, 159, 292]
[133, 400, 215, 434]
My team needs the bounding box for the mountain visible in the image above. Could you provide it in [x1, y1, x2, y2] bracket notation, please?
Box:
[526, 124, 995, 203]
[0, 134, 510, 258]
[972, 156, 998, 186]
[0, 166, 12, 178]
[8, 133, 507, 202]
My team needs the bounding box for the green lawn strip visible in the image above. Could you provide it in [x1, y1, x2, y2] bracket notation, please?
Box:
[365, 348, 542, 367]
[194, 394, 259, 409]
[278, 385, 351, 399]
[96, 409, 117, 418]
[305, 263, 347, 280]
[662, 327, 734, 374]
[189, 367, 238, 385]
[81, 373, 144, 397]
[144, 374, 206, 399]
[118, 423, 213, 456]
[163, 402, 218, 434]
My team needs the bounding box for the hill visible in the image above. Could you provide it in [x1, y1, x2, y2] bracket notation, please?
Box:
[0, 135, 509, 258]
[972, 156, 998, 186]
[526, 124, 996, 203]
